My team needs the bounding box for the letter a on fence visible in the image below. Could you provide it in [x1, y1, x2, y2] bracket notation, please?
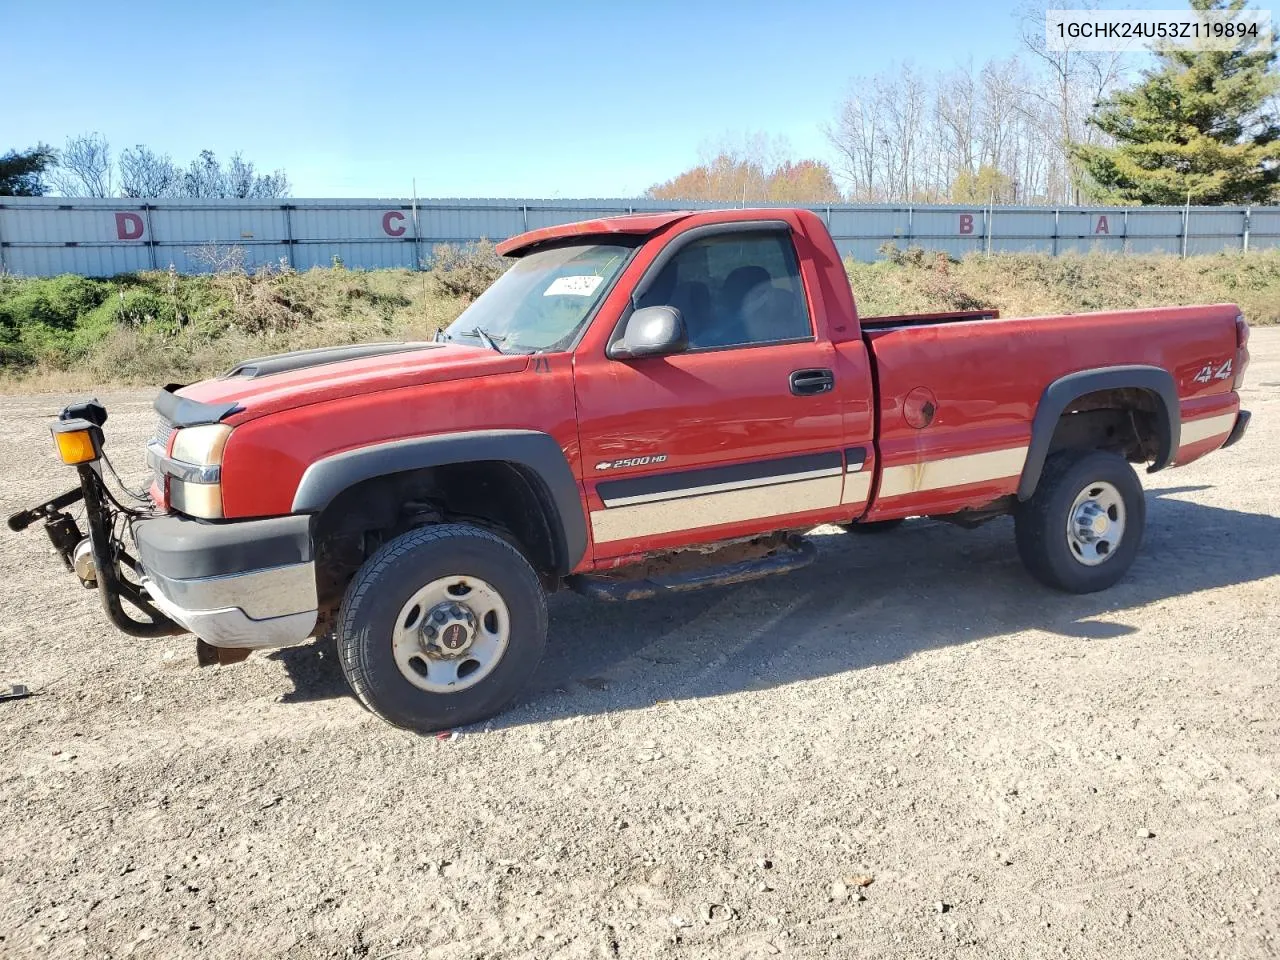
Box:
[1095, 216, 1109, 235]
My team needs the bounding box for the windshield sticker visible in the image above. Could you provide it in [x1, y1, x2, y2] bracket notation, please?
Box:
[544, 275, 604, 297]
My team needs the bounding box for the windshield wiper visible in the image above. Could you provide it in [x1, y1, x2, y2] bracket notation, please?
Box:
[468, 327, 505, 353]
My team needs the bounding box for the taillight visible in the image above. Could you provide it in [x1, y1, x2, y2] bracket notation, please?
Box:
[1234, 314, 1250, 390]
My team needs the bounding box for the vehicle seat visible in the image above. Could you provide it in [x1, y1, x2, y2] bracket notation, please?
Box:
[740, 285, 808, 342]
[715, 266, 772, 345]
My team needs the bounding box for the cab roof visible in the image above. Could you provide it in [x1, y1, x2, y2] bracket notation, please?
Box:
[495, 211, 693, 257]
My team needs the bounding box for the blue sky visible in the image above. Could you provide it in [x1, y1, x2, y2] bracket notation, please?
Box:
[0, 0, 1203, 198]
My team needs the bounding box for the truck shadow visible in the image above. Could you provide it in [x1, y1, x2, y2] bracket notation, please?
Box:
[271, 486, 1280, 727]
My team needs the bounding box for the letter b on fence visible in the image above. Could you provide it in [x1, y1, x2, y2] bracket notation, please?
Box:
[959, 214, 974, 235]
[115, 212, 145, 241]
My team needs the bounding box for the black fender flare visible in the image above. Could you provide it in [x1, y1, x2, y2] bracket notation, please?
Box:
[291, 430, 587, 573]
[1018, 365, 1180, 501]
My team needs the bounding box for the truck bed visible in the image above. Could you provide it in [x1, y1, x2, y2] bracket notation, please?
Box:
[857, 303, 1244, 523]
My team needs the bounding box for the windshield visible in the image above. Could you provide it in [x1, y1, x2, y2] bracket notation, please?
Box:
[442, 242, 633, 353]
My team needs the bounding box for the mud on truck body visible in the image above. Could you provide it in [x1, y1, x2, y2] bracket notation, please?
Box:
[10, 208, 1252, 732]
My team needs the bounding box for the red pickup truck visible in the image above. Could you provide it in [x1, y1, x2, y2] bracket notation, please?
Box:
[11, 208, 1251, 732]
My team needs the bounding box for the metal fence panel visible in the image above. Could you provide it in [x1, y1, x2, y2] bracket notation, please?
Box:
[1188, 209, 1245, 238]
[1056, 236, 1128, 254]
[419, 204, 526, 243]
[0, 197, 1274, 277]
[4, 243, 152, 277]
[151, 205, 288, 246]
[990, 237, 1055, 254]
[1126, 236, 1182, 255]
[1185, 236, 1241, 256]
[827, 207, 910, 239]
[1249, 208, 1280, 245]
[1126, 210, 1186, 236]
[291, 240, 415, 271]
[832, 238, 892, 261]
[992, 209, 1059, 239]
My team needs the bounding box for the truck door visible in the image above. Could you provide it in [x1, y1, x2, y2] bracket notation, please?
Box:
[573, 222, 851, 560]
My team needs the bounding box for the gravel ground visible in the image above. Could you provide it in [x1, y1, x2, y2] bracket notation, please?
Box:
[2, 331, 1278, 960]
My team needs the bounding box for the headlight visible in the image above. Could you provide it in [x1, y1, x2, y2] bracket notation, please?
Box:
[171, 424, 232, 466]
[168, 424, 233, 519]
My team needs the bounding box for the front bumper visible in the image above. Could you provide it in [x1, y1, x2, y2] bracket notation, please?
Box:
[133, 513, 319, 649]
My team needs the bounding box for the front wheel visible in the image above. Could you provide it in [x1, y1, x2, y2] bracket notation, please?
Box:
[1014, 449, 1146, 594]
[336, 523, 548, 732]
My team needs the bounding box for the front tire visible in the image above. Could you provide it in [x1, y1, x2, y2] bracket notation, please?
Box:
[1015, 449, 1146, 594]
[337, 523, 548, 733]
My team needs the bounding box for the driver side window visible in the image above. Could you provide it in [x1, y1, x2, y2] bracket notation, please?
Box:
[635, 231, 812, 350]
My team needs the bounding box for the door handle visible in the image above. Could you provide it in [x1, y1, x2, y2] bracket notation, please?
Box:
[789, 368, 835, 396]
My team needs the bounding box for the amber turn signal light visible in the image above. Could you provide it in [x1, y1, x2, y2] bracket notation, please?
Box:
[51, 418, 103, 465]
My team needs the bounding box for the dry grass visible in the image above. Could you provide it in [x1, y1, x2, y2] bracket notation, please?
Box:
[851, 247, 1280, 322]
[3, 248, 1278, 392]
[0, 267, 468, 393]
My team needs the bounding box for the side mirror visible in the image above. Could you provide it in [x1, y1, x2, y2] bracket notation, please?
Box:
[607, 305, 688, 359]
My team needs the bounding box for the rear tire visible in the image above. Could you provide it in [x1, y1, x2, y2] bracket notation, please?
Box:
[1015, 449, 1145, 594]
[337, 523, 547, 733]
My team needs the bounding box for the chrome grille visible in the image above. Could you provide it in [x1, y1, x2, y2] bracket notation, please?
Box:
[152, 414, 175, 451]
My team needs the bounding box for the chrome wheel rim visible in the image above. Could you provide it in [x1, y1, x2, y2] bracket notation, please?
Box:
[391, 575, 510, 693]
[1066, 480, 1126, 567]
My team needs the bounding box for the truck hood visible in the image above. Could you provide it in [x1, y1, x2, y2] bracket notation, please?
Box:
[171, 342, 530, 423]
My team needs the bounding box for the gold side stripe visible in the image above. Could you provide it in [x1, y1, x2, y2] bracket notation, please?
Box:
[877, 446, 1028, 499]
[590, 475, 843, 543]
[601, 466, 843, 507]
[841, 471, 872, 504]
[1179, 412, 1236, 447]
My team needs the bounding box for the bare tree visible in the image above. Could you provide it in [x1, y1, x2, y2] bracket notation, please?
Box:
[225, 152, 290, 199]
[937, 63, 979, 185]
[827, 80, 886, 200]
[829, 39, 1135, 206]
[1017, 0, 1131, 202]
[880, 66, 931, 200]
[182, 150, 290, 199]
[119, 145, 180, 198]
[48, 132, 113, 197]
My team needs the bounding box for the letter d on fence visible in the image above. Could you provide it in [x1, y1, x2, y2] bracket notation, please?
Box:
[959, 214, 974, 235]
[115, 212, 145, 241]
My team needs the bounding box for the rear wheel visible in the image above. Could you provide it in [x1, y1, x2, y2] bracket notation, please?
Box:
[336, 523, 547, 732]
[1015, 449, 1145, 593]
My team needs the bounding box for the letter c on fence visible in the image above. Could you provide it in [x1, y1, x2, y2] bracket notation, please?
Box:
[382, 211, 407, 237]
[1095, 215, 1109, 235]
[959, 214, 974, 235]
[115, 212, 145, 241]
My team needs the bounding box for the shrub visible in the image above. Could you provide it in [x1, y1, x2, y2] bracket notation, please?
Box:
[0, 275, 112, 365]
[427, 240, 508, 301]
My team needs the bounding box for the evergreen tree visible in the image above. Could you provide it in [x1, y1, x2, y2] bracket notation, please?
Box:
[1074, 0, 1279, 205]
